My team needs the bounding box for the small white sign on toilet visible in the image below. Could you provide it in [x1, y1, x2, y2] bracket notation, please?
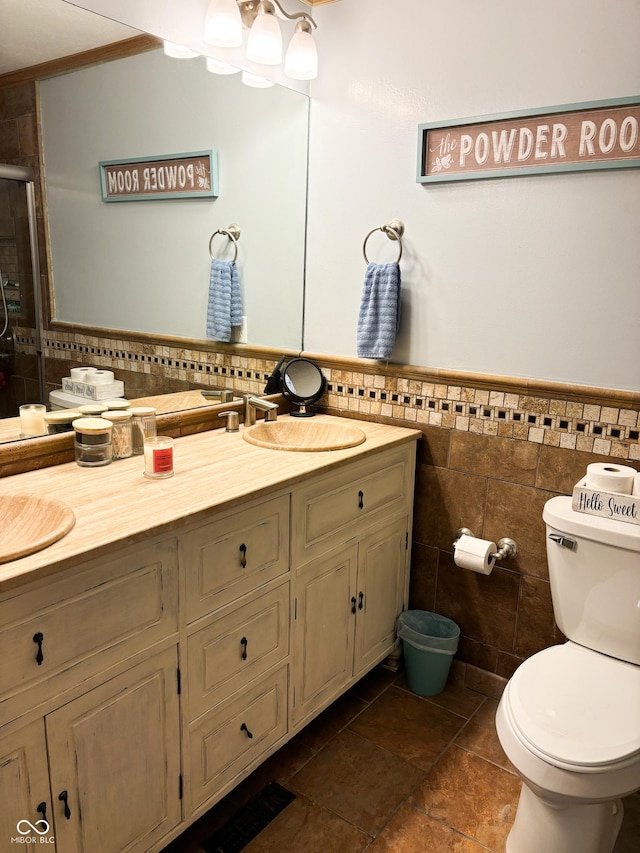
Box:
[572, 478, 640, 526]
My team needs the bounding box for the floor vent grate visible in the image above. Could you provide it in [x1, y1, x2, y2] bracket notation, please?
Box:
[200, 782, 295, 853]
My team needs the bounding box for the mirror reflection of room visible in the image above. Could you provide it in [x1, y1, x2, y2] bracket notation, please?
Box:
[40, 48, 308, 349]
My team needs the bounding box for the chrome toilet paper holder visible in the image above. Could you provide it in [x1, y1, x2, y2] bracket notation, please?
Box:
[453, 528, 519, 563]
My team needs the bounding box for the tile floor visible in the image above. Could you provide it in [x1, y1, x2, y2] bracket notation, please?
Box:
[163, 666, 640, 853]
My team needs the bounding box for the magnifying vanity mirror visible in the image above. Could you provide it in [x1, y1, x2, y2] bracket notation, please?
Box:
[280, 357, 326, 417]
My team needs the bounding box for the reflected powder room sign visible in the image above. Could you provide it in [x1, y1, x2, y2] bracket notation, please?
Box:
[99, 150, 219, 201]
[417, 97, 640, 183]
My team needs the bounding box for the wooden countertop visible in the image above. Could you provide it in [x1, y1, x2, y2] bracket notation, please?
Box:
[0, 415, 419, 592]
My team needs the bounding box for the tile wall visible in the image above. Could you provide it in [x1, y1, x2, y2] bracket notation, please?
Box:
[33, 327, 640, 694]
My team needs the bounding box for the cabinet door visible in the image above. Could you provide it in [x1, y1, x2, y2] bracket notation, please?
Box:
[0, 719, 53, 847]
[46, 646, 181, 853]
[353, 516, 409, 678]
[291, 544, 358, 728]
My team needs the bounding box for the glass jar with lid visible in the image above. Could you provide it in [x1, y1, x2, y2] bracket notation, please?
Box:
[43, 410, 79, 434]
[102, 399, 131, 412]
[130, 406, 157, 456]
[77, 403, 109, 417]
[103, 410, 133, 459]
[72, 417, 113, 467]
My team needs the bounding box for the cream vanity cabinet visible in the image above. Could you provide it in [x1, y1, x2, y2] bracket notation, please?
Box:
[0, 422, 417, 853]
[0, 539, 180, 853]
[290, 444, 415, 728]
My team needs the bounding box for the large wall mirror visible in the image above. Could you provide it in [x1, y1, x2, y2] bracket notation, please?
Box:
[40, 47, 309, 349]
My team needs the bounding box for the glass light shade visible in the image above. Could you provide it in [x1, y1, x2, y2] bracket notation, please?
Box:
[241, 72, 275, 89]
[206, 57, 240, 75]
[284, 29, 318, 80]
[204, 0, 243, 48]
[246, 11, 282, 65]
[163, 41, 199, 59]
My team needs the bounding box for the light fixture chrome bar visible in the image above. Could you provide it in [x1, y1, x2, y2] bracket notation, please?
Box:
[238, 0, 316, 30]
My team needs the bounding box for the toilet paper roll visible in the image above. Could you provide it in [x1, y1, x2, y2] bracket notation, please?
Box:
[70, 366, 98, 380]
[88, 370, 115, 386]
[585, 463, 636, 495]
[454, 534, 496, 575]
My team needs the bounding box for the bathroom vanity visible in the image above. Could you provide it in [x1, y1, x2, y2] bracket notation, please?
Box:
[0, 415, 418, 852]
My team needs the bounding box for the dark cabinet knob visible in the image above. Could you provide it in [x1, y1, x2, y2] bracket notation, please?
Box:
[358, 591, 364, 610]
[239, 543, 247, 568]
[351, 596, 357, 615]
[58, 790, 71, 820]
[358, 490, 364, 510]
[240, 636, 248, 661]
[33, 632, 44, 666]
[36, 802, 47, 823]
[240, 722, 254, 739]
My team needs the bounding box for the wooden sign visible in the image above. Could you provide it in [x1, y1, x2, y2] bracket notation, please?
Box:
[418, 97, 640, 183]
[572, 478, 640, 527]
[99, 150, 218, 201]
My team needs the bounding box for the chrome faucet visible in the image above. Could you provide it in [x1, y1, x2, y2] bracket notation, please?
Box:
[243, 394, 279, 426]
[201, 387, 234, 403]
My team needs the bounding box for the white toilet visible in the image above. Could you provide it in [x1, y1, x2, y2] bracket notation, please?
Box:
[496, 494, 640, 853]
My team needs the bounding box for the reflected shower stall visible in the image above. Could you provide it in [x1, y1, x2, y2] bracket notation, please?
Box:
[0, 164, 45, 417]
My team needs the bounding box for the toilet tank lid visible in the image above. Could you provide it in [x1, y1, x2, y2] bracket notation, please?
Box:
[508, 643, 640, 769]
[543, 495, 640, 552]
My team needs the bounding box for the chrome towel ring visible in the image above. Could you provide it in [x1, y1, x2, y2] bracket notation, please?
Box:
[209, 224, 241, 262]
[362, 219, 405, 264]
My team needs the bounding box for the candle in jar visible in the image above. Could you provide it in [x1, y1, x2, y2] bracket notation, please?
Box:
[19, 404, 47, 437]
[144, 436, 174, 479]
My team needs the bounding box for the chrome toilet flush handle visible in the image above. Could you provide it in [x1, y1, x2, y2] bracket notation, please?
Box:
[548, 533, 577, 551]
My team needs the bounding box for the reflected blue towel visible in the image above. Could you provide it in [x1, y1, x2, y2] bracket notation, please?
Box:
[206, 259, 242, 342]
[357, 262, 401, 359]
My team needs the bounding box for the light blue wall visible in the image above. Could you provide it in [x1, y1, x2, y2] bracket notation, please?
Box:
[304, 0, 640, 392]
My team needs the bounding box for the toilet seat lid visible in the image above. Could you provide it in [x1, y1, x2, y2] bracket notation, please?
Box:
[507, 643, 640, 768]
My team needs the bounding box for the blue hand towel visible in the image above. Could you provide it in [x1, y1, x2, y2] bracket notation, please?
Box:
[357, 262, 401, 359]
[206, 259, 243, 342]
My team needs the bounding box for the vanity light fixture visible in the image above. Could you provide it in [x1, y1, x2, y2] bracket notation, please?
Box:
[246, 2, 282, 65]
[204, 0, 243, 47]
[204, 0, 318, 80]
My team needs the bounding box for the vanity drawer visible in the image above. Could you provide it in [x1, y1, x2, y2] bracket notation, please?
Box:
[187, 664, 288, 811]
[183, 495, 289, 622]
[186, 582, 289, 720]
[0, 539, 178, 722]
[291, 445, 414, 565]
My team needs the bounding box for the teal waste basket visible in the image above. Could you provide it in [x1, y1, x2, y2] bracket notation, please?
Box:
[397, 610, 460, 696]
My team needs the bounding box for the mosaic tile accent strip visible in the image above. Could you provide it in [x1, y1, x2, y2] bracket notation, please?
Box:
[322, 372, 640, 462]
[16, 329, 274, 397]
[18, 328, 640, 462]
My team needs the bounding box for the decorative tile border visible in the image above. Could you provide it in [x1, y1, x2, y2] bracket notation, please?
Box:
[16, 329, 272, 397]
[322, 371, 640, 461]
[15, 328, 640, 462]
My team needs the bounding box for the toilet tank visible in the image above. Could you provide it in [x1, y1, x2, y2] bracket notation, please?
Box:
[543, 495, 640, 666]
